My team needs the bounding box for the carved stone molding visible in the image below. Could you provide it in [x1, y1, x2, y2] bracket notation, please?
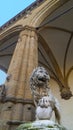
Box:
[19, 25, 37, 40]
[7, 120, 25, 125]
[1, 96, 34, 105]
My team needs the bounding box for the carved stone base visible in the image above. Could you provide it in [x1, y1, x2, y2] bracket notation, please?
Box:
[16, 120, 67, 130]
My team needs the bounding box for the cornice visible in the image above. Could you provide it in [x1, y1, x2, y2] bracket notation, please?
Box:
[0, 25, 23, 41]
[0, 25, 38, 42]
[0, 0, 45, 32]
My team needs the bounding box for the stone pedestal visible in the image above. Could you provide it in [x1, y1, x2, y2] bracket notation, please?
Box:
[16, 120, 67, 130]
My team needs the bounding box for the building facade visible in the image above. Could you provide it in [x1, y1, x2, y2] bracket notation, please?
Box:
[0, 0, 73, 130]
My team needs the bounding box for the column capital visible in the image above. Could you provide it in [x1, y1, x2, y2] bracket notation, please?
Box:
[23, 25, 37, 32]
[19, 25, 38, 40]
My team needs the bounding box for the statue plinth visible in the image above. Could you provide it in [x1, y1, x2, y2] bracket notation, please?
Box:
[16, 120, 67, 130]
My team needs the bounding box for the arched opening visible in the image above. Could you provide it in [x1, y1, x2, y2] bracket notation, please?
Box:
[0, 25, 23, 72]
[0, 69, 7, 85]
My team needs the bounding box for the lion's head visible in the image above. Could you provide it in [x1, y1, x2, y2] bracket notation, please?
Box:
[30, 67, 50, 89]
[38, 96, 51, 108]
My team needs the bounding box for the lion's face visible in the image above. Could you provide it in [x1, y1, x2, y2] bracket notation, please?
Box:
[30, 67, 50, 87]
[38, 96, 50, 108]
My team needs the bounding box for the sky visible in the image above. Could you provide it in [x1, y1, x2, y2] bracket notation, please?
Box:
[0, 0, 36, 26]
[0, 0, 36, 85]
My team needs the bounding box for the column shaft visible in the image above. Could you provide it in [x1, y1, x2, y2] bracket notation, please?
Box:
[12, 27, 38, 121]
[0, 26, 38, 126]
[6, 32, 27, 97]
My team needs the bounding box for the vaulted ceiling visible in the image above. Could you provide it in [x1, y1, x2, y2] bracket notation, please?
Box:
[38, 0, 73, 99]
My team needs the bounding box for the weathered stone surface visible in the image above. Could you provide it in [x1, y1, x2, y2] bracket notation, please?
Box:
[0, 120, 9, 130]
[16, 120, 67, 130]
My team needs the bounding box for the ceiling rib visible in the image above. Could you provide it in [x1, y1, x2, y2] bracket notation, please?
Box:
[38, 26, 72, 34]
[63, 33, 73, 77]
[39, 34, 64, 84]
[66, 66, 73, 83]
[0, 54, 12, 57]
[37, 4, 73, 30]
[0, 41, 16, 52]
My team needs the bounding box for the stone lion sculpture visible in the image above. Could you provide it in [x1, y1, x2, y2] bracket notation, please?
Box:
[30, 67, 50, 104]
[30, 67, 61, 124]
[30, 67, 50, 87]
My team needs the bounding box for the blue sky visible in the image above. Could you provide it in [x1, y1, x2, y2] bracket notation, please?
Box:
[0, 0, 36, 85]
[0, 70, 7, 85]
[0, 0, 36, 26]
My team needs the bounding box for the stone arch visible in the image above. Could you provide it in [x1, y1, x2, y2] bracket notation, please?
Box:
[30, 0, 68, 27]
[0, 25, 23, 40]
[0, 25, 23, 72]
